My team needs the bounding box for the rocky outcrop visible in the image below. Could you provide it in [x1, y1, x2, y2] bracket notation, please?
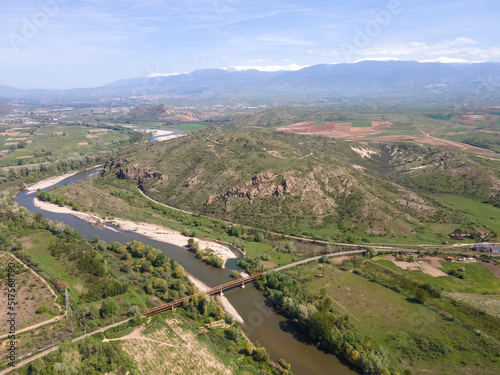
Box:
[104, 158, 165, 184]
[211, 171, 336, 211]
[251, 172, 278, 185]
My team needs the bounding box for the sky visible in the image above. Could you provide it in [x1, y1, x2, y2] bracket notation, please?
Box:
[1, 0, 500, 89]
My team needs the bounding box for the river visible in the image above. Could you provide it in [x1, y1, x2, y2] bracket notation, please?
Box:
[15, 166, 357, 375]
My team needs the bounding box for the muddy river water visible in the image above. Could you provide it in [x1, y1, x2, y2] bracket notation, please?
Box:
[15, 166, 356, 375]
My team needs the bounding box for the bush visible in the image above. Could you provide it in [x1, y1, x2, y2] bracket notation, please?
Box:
[253, 347, 270, 362]
[36, 305, 49, 314]
[100, 299, 118, 318]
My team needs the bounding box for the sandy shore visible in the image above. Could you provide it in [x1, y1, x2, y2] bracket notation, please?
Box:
[143, 129, 185, 142]
[26, 171, 81, 193]
[25, 165, 103, 193]
[33, 199, 237, 266]
[188, 275, 244, 324]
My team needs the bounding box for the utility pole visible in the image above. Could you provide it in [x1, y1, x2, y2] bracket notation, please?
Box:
[65, 288, 72, 318]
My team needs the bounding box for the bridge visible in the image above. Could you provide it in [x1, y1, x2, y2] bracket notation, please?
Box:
[143, 272, 263, 317]
[142, 248, 420, 317]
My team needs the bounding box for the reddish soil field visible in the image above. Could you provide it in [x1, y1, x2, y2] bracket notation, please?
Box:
[371, 121, 392, 129]
[279, 121, 393, 135]
[279, 121, 499, 156]
[452, 114, 495, 125]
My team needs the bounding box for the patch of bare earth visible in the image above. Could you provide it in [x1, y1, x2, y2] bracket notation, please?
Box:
[0, 254, 61, 339]
[386, 256, 448, 277]
[120, 319, 232, 375]
[330, 256, 348, 265]
[261, 260, 278, 269]
[482, 262, 500, 279]
[419, 262, 448, 277]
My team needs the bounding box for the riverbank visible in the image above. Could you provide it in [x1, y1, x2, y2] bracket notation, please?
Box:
[188, 275, 244, 324]
[32, 198, 237, 266]
[147, 129, 185, 141]
[25, 165, 104, 193]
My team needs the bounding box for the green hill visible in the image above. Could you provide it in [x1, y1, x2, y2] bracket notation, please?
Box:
[100, 129, 500, 243]
[232, 107, 390, 128]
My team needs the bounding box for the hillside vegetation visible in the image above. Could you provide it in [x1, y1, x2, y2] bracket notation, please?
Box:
[98, 129, 500, 244]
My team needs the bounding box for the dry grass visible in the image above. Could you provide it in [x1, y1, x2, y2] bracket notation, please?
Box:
[121, 319, 233, 375]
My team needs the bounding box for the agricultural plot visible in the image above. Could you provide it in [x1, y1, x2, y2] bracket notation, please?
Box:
[0, 253, 60, 337]
[0, 125, 130, 167]
[278, 120, 393, 137]
[385, 255, 448, 277]
[119, 315, 261, 375]
[277, 117, 499, 156]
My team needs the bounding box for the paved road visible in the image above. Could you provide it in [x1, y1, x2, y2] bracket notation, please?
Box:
[273, 250, 366, 272]
[137, 187, 452, 249]
[272, 248, 417, 272]
[0, 318, 131, 375]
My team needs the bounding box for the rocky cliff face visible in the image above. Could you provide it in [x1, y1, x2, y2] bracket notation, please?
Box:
[207, 170, 344, 216]
[104, 158, 166, 184]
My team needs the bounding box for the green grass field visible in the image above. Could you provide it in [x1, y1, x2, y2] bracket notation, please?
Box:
[169, 123, 209, 131]
[367, 131, 421, 137]
[289, 262, 500, 375]
[351, 121, 372, 127]
[433, 194, 500, 234]
[0, 125, 130, 167]
[19, 230, 84, 300]
[411, 261, 500, 294]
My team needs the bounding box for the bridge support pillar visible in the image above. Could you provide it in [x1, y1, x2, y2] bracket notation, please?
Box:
[241, 282, 245, 288]
[220, 290, 224, 297]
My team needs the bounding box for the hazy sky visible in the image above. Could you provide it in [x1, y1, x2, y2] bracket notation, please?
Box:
[2, 0, 499, 89]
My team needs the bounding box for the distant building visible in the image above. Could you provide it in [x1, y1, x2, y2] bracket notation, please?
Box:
[491, 246, 500, 254]
[473, 244, 490, 251]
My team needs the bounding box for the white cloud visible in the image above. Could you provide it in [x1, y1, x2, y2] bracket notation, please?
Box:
[363, 38, 479, 56]
[339, 37, 500, 63]
[257, 35, 313, 46]
[246, 58, 270, 63]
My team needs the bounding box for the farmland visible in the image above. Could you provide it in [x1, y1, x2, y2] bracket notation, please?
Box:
[261, 256, 500, 375]
[0, 125, 132, 167]
[275, 113, 500, 158]
[0, 253, 61, 336]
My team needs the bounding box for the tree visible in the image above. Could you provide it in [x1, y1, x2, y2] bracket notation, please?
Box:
[100, 299, 118, 318]
[215, 305, 224, 320]
[278, 358, 291, 371]
[232, 270, 239, 279]
[253, 347, 270, 362]
[225, 326, 239, 341]
[53, 342, 81, 375]
[173, 265, 186, 278]
[88, 304, 99, 320]
[415, 288, 430, 304]
[320, 287, 327, 299]
[255, 232, 264, 242]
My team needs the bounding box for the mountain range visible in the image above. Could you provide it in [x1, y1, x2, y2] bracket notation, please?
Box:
[2, 61, 500, 104]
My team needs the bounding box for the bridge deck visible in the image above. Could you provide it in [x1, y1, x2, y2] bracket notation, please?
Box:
[143, 273, 262, 317]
